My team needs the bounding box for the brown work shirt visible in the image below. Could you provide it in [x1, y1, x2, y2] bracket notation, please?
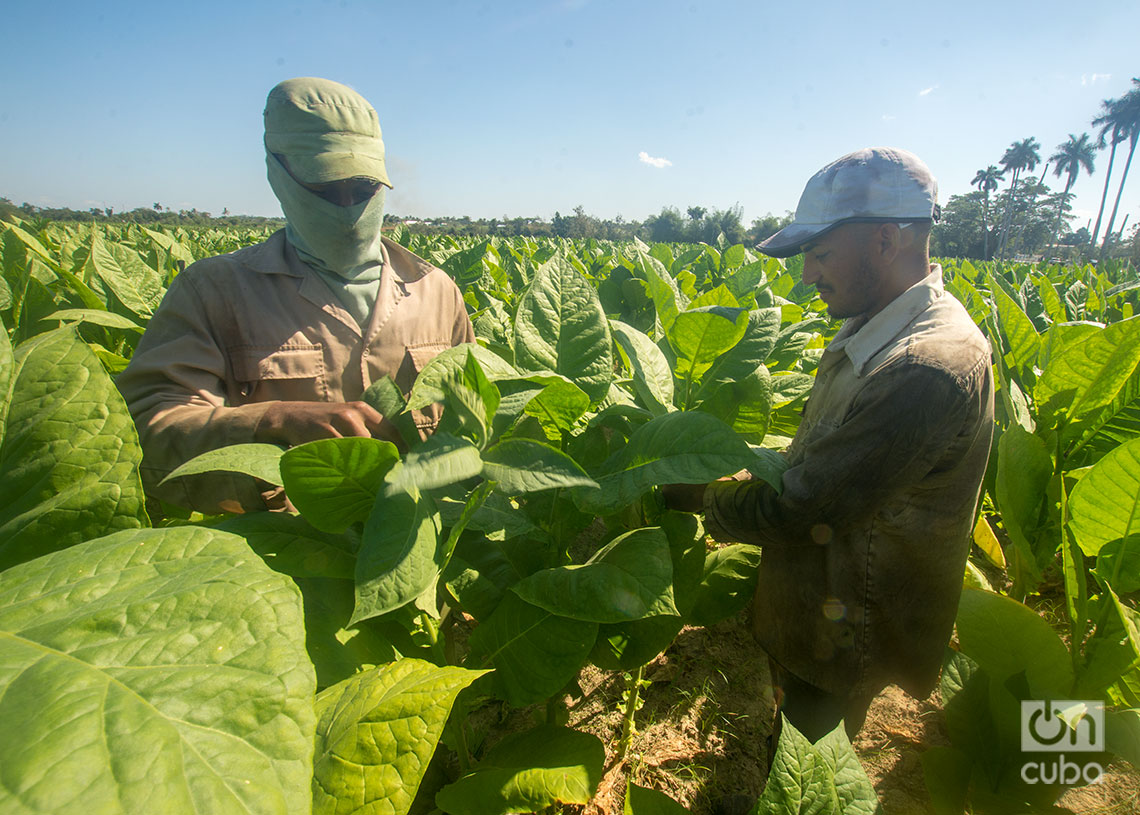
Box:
[117, 230, 474, 514]
[704, 267, 994, 698]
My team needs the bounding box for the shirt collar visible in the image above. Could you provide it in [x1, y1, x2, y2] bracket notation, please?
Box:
[826, 264, 944, 377]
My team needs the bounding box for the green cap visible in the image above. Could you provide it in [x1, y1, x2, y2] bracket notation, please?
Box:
[264, 77, 392, 188]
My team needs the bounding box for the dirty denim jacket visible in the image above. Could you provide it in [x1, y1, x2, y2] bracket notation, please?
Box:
[703, 267, 994, 698]
[117, 230, 474, 514]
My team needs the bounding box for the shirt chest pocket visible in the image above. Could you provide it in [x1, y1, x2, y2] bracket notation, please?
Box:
[229, 344, 326, 402]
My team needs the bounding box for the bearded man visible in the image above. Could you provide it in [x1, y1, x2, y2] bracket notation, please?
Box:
[118, 77, 474, 514]
[666, 147, 994, 743]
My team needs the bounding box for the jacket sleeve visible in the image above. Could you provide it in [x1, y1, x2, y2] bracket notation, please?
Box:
[115, 267, 275, 514]
[703, 361, 976, 546]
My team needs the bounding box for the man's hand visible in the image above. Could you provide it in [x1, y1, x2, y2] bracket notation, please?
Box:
[256, 401, 405, 449]
[661, 482, 708, 513]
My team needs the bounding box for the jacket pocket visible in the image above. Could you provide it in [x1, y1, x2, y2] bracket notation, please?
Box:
[406, 341, 451, 374]
[230, 344, 325, 400]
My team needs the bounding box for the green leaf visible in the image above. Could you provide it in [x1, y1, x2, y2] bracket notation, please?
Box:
[813, 725, 883, 815]
[635, 248, 686, 333]
[435, 725, 604, 815]
[361, 376, 419, 448]
[45, 307, 144, 331]
[281, 437, 400, 533]
[696, 365, 772, 444]
[1105, 708, 1140, 769]
[576, 411, 756, 515]
[467, 592, 597, 707]
[0, 329, 147, 571]
[438, 350, 500, 449]
[215, 512, 357, 580]
[754, 716, 840, 814]
[612, 319, 674, 414]
[920, 746, 972, 815]
[481, 438, 597, 494]
[162, 442, 285, 487]
[1069, 436, 1140, 556]
[523, 377, 592, 437]
[353, 487, 442, 625]
[383, 433, 484, 497]
[84, 229, 165, 319]
[1077, 585, 1140, 698]
[1036, 317, 1140, 423]
[512, 527, 678, 623]
[405, 343, 517, 411]
[0, 526, 316, 815]
[1092, 535, 1140, 593]
[955, 588, 1073, 697]
[313, 659, 486, 815]
[994, 424, 1051, 587]
[624, 782, 688, 814]
[667, 305, 750, 383]
[989, 271, 1041, 380]
[689, 544, 763, 626]
[513, 253, 614, 402]
[294, 576, 397, 689]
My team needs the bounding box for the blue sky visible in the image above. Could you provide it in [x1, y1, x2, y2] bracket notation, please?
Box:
[2, 0, 1137, 236]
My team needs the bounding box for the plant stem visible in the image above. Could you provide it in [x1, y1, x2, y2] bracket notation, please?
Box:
[616, 666, 644, 763]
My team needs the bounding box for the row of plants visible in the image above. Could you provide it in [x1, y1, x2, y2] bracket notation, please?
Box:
[1, 218, 1139, 813]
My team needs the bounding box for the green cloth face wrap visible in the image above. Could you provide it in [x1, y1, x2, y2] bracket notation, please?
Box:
[267, 153, 386, 282]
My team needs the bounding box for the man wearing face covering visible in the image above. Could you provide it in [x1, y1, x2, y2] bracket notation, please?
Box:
[117, 78, 475, 514]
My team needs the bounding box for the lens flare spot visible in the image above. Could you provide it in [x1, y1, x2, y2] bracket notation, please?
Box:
[811, 524, 833, 544]
[822, 598, 846, 621]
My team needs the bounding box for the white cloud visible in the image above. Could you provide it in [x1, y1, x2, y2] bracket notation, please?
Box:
[1082, 73, 1112, 86]
[638, 151, 672, 168]
[918, 85, 937, 97]
[882, 114, 896, 121]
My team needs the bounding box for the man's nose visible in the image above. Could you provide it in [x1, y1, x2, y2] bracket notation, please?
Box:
[802, 257, 820, 286]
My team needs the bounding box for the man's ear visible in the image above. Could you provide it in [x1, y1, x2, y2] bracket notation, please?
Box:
[875, 223, 903, 265]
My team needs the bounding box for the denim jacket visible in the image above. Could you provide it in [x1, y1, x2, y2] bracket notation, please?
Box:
[704, 267, 994, 698]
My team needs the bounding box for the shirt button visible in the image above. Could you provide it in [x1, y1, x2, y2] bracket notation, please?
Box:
[362, 349, 370, 357]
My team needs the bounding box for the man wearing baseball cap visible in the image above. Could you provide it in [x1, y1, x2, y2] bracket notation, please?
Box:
[667, 148, 994, 745]
[119, 78, 474, 514]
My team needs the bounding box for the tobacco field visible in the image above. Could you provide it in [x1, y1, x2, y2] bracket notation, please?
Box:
[1, 218, 1139, 814]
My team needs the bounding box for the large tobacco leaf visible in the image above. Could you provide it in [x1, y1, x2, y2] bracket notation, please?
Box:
[576, 411, 757, 515]
[611, 319, 674, 414]
[755, 718, 882, 814]
[1068, 436, 1140, 557]
[511, 527, 678, 623]
[313, 659, 485, 815]
[281, 437, 400, 533]
[0, 328, 147, 570]
[1035, 316, 1140, 424]
[512, 253, 614, 403]
[353, 486, 443, 625]
[955, 588, 1073, 697]
[435, 725, 604, 815]
[466, 593, 597, 707]
[0, 526, 317, 815]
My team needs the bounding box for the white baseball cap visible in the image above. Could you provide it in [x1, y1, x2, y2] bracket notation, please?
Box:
[758, 147, 940, 258]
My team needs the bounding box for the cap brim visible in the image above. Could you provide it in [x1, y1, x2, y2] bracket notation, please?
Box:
[283, 152, 392, 188]
[756, 221, 839, 258]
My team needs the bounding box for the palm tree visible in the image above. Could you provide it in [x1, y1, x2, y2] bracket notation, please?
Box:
[996, 137, 1041, 260]
[971, 165, 1004, 259]
[1048, 133, 1096, 249]
[1099, 79, 1140, 255]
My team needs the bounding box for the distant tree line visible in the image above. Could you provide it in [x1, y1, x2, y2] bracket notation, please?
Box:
[391, 205, 793, 246]
[0, 198, 284, 230]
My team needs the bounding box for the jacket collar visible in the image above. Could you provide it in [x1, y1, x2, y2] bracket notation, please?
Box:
[825, 264, 945, 377]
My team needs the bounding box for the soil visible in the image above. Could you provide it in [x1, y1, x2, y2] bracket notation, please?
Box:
[552, 612, 1140, 815]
